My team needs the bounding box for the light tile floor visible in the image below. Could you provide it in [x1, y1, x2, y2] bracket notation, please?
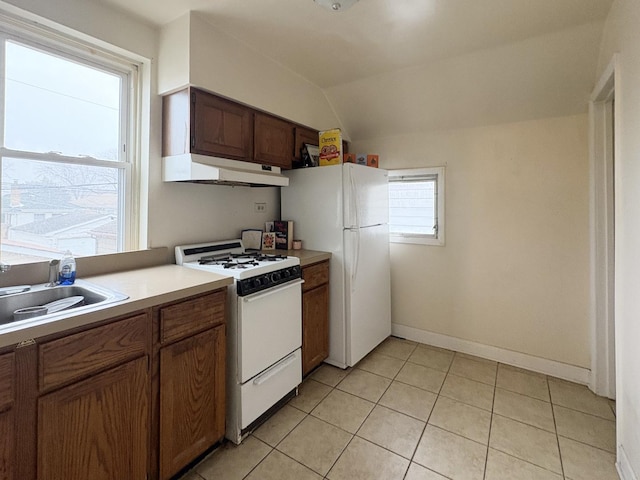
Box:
[179, 337, 619, 480]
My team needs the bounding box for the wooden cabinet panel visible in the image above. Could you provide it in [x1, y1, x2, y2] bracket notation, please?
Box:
[0, 353, 14, 411]
[192, 89, 253, 160]
[160, 290, 226, 345]
[302, 284, 329, 376]
[302, 260, 330, 375]
[302, 262, 330, 292]
[37, 357, 149, 480]
[0, 409, 14, 480]
[0, 352, 14, 480]
[254, 112, 294, 169]
[159, 325, 225, 480]
[38, 313, 148, 392]
[294, 126, 318, 161]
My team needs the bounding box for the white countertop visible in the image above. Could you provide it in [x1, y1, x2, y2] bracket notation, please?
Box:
[0, 265, 233, 349]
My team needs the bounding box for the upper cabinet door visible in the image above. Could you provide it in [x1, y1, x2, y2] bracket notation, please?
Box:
[294, 126, 319, 161]
[192, 89, 253, 160]
[254, 113, 294, 169]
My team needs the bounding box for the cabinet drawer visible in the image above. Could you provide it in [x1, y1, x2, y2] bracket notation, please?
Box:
[160, 290, 226, 344]
[302, 261, 329, 291]
[39, 313, 148, 391]
[0, 352, 14, 411]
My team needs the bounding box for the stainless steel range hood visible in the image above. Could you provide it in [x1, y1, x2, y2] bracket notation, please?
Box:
[163, 154, 289, 187]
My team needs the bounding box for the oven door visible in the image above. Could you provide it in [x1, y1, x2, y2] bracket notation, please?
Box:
[237, 278, 303, 383]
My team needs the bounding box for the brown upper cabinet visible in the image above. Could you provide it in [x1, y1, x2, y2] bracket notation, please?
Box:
[294, 126, 319, 162]
[163, 87, 253, 161]
[254, 113, 294, 169]
[163, 87, 329, 170]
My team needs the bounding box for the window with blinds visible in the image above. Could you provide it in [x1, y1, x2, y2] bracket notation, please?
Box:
[388, 167, 445, 246]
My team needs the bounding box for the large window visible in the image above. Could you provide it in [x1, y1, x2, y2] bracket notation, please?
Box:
[388, 167, 445, 246]
[0, 20, 138, 264]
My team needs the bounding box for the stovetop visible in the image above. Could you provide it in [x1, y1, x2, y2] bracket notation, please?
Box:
[198, 252, 290, 269]
[175, 240, 300, 280]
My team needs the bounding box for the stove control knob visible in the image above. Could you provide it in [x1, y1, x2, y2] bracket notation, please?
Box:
[254, 277, 263, 287]
[283, 269, 291, 278]
[271, 272, 281, 282]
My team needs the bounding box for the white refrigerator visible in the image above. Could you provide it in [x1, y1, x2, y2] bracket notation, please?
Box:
[281, 163, 391, 368]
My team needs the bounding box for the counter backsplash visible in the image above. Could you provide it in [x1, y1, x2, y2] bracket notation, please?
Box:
[0, 248, 169, 288]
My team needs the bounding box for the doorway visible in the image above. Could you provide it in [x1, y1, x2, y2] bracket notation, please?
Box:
[589, 55, 617, 398]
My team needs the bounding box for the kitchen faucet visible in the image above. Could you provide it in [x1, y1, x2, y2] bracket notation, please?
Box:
[47, 259, 59, 287]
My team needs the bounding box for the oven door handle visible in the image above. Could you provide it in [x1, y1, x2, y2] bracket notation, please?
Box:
[253, 352, 297, 386]
[242, 279, 304, 303]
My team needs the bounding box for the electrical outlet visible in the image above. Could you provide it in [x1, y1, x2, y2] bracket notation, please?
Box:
[254, 202, 267, 213]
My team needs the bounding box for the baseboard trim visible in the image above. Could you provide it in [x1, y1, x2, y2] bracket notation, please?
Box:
[618, 445, 639, 480]
[391, 324, 591, 385]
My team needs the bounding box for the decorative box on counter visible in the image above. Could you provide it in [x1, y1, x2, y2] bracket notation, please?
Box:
[274, 220, 294, 250]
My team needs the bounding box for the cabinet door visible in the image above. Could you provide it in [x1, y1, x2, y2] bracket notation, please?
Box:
[294, 126, 319, 161]
[254, 113, 294, 169]
[159, 325, 225, 480]
[0, 352, 14, 480]
[0, 410, 13, 480]
[302, 284, 329, 375]
[37, 357, 149, 480]
[192, 89, 253, 160]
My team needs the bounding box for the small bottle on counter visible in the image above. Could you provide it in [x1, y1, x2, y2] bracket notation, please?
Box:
[58, 251, 76, 285]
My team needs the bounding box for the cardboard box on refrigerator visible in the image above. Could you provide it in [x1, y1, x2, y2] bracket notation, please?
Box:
[318, 128, 342, 166]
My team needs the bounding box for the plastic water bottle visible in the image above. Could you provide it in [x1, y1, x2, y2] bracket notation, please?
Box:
[58, 251, 76, 285]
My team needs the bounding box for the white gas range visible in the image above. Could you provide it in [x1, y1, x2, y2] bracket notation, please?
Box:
[175, 240, 303, 444]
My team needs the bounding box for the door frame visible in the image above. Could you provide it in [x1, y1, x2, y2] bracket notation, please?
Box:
[589, 54, 618, 398]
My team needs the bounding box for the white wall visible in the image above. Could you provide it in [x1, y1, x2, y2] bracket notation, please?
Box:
[159, 12, 342, 132]
[597, 0, 640, 477]
[325, 22, 604, 141]
[352, 114, 591, 369]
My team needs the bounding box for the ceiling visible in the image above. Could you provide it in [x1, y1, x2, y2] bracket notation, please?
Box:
[96, 0, 613, 89]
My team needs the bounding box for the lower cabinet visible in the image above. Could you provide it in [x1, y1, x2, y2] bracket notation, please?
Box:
[37, 357, 149, 480]
[301, 261, 330, 375]
[159, 325, 225, 480]
[0, 352, 15, 480]
[156, 289, 226, 480]
[6, 287, 227, 480]
[36, 312, 150, 480]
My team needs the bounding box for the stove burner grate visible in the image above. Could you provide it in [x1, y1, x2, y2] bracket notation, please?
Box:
[223, 260, 259, 269]
[198, 251, 288, 266]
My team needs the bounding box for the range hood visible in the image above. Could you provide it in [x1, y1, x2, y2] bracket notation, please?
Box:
[163, 154, 289, 187]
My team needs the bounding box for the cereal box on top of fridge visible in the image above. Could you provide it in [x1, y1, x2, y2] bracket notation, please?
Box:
[318, 128, 342, 166]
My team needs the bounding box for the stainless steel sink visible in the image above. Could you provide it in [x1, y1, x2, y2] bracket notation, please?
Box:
[0, 280, 128, 326]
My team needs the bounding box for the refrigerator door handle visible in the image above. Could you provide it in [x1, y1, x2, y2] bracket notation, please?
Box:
[353, 228, 360, 293]
[349, 169, 359, 228]
[347, 228, 360, 294]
